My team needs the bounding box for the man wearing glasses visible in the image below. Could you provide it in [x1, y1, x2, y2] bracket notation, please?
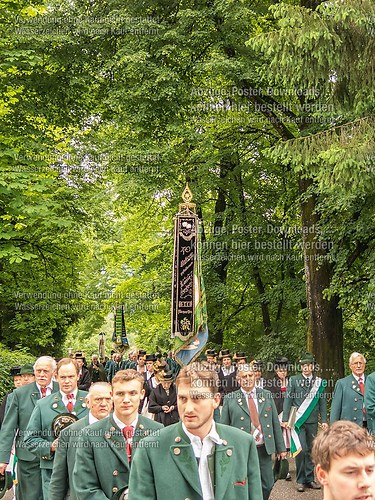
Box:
[331, 352, 367, 427]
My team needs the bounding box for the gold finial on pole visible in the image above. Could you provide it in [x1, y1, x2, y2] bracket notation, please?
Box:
[179, 183, 196, 213]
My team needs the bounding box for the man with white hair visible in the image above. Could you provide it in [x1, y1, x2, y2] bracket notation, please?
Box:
[330, 352, 367, 427]
[0, 356, 58, 500]
[49, 382, 113, 500]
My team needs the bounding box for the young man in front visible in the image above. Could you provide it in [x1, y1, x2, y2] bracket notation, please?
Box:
[312, 420, 375, 500]
[72, 369, 162, 499]
[128, 363, 262, 500]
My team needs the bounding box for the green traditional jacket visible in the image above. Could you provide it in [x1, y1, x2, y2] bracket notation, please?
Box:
[128, 421, 262, 500]
[0, 381, 59, 462]
[221, 388, 285, 456]
[364, 372, 375, 432]
[72, 413, 163, 500]
[282, 374, 327, 424]
[330, 374, 366, 425]
[24, 389, 88, 469]
[49, 414, 90, 500]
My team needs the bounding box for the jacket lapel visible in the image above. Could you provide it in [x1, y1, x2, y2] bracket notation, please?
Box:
[170, 423, 201, 496]
[350, 375, 363, 396]
[214, 431, 234, 500]
[73, 391, 88, 416]
[30, 383, 41, 407]
[236, 391, 250, 417]
[50, 393, 66, 414]
[103, 415, 129, 468]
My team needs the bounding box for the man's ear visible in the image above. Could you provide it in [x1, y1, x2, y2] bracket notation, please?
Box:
[315, 464, 327, 486]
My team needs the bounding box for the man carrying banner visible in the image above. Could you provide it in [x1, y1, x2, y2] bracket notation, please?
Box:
[282, 352, 328, 492]
[221, 363, 286, 500]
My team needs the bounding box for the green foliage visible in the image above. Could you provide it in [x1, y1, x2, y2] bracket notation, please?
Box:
[0, 344, 34, 398]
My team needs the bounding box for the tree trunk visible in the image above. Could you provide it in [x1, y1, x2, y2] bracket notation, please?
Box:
[299, 177, 344, 383]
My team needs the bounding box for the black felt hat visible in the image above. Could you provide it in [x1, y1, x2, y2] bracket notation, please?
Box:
[145, 353, 157, 362]
[234, 352, 247, 361]
[10, 366, 21, 377]
[218, 349, 232, 359]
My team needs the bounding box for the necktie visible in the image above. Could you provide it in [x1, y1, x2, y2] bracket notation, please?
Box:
[66, 394, 74, 412]
[248, 394, 260, 429]
[358, 377, 365, 395]
[123, 426, 133, 463]
[41, 387, 47, 398]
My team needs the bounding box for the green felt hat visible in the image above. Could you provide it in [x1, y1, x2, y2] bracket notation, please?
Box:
[299, 352, 315, 365]
[19, 363, 34, 375]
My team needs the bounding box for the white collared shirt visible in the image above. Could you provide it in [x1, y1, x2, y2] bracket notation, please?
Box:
[182, 421, 223, 500]
[221, 365, 235, 377]
[112, 413, 138, 434]
[88, 412, 99, 425]
[61, 389, 78, 408]
[241, 387, 259, 411]
[36, 382, 53, 398]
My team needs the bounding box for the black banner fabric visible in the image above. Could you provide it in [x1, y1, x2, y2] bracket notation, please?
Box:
[171, 214, 198, 341]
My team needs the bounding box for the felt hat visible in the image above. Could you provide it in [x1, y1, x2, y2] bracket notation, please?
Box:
[10, 366, 21, 377]
[218, 349, 232, 359]
[205, 349, 217, 357]
[299, 352, 315, 365]
[74, 351, 86, 363]
[19, 363, 34, 375]
[145, 353, 157, 362]
[138, 349, 147, 358]
[274, 356, 290, 369]
[158, 371, 174, 382]
[234, 352, 247, 361]
[250, 359, 264, 371]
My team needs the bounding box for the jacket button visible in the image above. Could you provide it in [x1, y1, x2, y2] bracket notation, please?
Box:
[268, 435, 272, 438]
[354, 408, 357, 411]
[240, 427, 244, 430]
[113, 470, 118, 476]
[175, 436, 181, 443]
[264, 414, 268, 417]
[174, 448, 181, 455]
[267, 424, 270, 428]
[226, 449, 232, 456]
[240, 417, 244, 421]
[112, 487, 118, 493]
[354, 398, 358, 402]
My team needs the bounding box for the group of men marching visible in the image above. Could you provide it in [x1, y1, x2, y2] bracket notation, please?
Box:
[0, 348, 374, 499]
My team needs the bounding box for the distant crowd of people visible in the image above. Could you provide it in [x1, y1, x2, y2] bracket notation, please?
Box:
[0, 348, 373, 499]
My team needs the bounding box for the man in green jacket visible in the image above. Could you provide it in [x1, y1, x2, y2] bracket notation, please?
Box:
[282, 352, 328, 493]
[24, 358, 89, 499]
[0, 356, 58, 500]
[330, 352, 367, 426]
[128, 363, 262, 500]
[72, 369, 163, 499]
[49, 382, 113, 500]
[221, 364, 286, 500]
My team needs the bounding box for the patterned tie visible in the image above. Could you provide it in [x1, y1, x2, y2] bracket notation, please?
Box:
[66, 393, 74, 412]
[358, 377, 365, 396]
[123, 426, 134, 463]
[248, 394, 260, 428]
[41, 387, 47, 398]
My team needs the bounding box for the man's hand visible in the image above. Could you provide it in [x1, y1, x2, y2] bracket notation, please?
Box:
[0, 463, 8, 475]
[281, 421, 289, 429]
[162, 405, 169, 412]
[51, 438, 59, 452]
[277, 452, 287, 460]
